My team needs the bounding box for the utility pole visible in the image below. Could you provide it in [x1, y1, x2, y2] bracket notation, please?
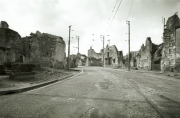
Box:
[126, 21, 130, 71]
[107, 35, 110, 46]
[101, 35, 105, 68]
[164, 18, 165, 29]
[162, 17, 166, 30]
[68, 25, 71, 70]
[76, 36, 79, 54]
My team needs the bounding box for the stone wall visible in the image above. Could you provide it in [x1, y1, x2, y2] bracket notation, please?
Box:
[87, 47, 102, 66]
[175, 26, 180, 71]
[0, 22, 22, 66]
[22, 31, 66, 69]
[130, 51, 138, 68]
[0, 21, 9, 29]
[161, 14, 180, 72]
[123, 51, 138, 69]
[68, 54, 79, 68]
[123, 39, 162, 71]
[118, 51, 124, 67]
[88, 46, 101, 59]
[78, 54, 87, 66]
[88, 57, 102, 66]
[136, 37, 152, 70]
[103, 45, 119, 67]
[152, 43, 163, 71]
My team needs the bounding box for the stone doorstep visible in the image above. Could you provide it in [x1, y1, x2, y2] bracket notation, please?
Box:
[9, 72, 35, 80]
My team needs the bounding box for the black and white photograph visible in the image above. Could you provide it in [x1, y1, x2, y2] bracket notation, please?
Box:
[0, 0, 180, 117]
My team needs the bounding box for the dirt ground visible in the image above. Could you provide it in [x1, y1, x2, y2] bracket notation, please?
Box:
[0, 67, 79, 90]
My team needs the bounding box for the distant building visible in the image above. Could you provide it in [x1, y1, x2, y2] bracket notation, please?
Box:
[68, 54, 79, 68]
[130, 51, 138, 68]
[161, 14, 180, 72]
[100, 45, 124, 68]
[88, 46, 101, 59]
[77, 53, 87, 66]
[87, 47, 102, 66]
[118, 51, 124, 67]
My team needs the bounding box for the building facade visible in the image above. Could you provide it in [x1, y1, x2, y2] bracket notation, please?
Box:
[22, 31, 66, 69]
[161, 14, 180, 72]
[77, 53, 87, 66]
[0, 21, 22, 67]
[102, 45, 124, 68]
[87, 47, 102, 66]
[88, 46, 101, 59]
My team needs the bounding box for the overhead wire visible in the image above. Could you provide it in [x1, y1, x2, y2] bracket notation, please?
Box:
[106, 0, 119, 25]
[127, 0, 134, 20]
[105, 0, 123, 33]
[102, 0, 120, 34]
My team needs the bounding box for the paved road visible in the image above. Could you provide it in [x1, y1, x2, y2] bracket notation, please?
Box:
[0, 67, 180, 118]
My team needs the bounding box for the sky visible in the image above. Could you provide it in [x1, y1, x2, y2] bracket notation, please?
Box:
[0, 0, 180, 56]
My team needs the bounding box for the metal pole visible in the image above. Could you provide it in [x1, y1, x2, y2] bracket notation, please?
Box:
[68, 25, 71, 70]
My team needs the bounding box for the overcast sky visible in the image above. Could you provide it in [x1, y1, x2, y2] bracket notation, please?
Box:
[0, 0, 180, 56]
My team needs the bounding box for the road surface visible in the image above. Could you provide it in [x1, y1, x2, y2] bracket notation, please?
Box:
[0, 67, 180, 118]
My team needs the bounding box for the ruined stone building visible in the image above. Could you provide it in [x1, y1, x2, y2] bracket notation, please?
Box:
[161, 14, 180, 72]
[130, 51, 138, 68]
[87, 47, 102, 66]
[0, 21, 23, 67]
[68, 54, 79, 68]
[123, 51, 138, 69]
[22, 31, 66, 69]
[123, 55, 128, 68]
[153, 43, 164, 70]
[135, 37, 163, 70]
[118, 51, 124, 67]
[100, 45, 124, 68]
[88, 46, 101, 59]
[87, 45, 124, 67]
[77, 53, 87, 66]
[136, 38, 153, 70]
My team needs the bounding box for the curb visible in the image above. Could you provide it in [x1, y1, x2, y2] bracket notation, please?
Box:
[0, 69, 83, 96]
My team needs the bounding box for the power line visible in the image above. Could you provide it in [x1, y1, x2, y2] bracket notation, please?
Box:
[102, 0, 120, 34]
[106, 0, 123, 33]
[127, 0, 134, 20]
[112, 0, 119, 12]
[106, 0, 119, 25]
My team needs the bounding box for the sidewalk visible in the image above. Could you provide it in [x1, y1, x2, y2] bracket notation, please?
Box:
[0, 67, 81, 95]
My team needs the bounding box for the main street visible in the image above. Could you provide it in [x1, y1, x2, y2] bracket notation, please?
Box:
[0, 67, 180, 118]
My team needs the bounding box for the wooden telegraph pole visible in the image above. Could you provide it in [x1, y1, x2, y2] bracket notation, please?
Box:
[126, 21, 130, 71]
[68, 25, 71, 70]
[76, 36, 79, 54]
[101, 35, 105, 68]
